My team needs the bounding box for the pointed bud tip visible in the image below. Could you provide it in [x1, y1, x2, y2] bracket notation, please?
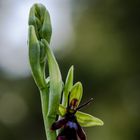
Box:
[73, 82, 83, 91]
[70, 65, 74, 71]
[67, 65, 74, 77]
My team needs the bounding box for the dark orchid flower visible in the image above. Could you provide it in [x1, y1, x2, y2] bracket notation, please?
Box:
[51, 80, 103, 140]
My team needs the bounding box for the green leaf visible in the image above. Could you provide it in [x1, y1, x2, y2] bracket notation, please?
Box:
[41, 39, 63, 117]
[58, 104, 66, 117]
[70, 82, 83, 107]
[76, 111, 104, 127]
[62, 66, 74, 107]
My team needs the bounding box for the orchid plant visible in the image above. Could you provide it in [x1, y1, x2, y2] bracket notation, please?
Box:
[28, 3, 103, 140]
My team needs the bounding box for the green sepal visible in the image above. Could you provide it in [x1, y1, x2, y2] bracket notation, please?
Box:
[70, 82, 83, 107]
[58, 104, 67, 117]
[76, 111, 104, 127]
[62, 66, 74, 107]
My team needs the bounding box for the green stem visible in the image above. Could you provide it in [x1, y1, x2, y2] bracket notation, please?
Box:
[28, 4, 63, 140]
[40, 88, 57, 140]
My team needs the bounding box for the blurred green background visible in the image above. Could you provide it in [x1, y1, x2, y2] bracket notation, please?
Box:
[0, 0, 140, 140]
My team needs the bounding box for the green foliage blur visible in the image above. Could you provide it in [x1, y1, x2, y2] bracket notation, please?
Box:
[0, 0, 140, 140]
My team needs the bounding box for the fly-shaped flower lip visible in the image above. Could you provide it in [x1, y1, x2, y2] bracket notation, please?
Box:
[58, 82, 104, 127]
